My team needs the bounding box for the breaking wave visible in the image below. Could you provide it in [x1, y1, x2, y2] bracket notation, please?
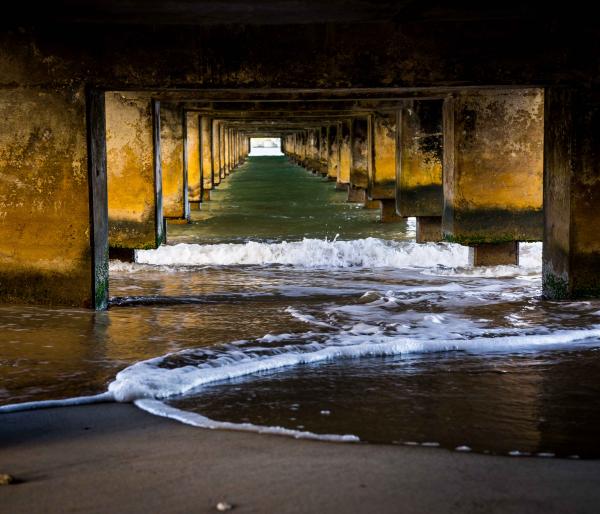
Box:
[135, 238, 542, 271]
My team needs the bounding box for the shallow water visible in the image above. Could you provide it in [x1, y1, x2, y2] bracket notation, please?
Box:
[2, 156, 600, 458]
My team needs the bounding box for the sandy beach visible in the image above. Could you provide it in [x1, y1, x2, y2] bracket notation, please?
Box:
[2, 403, 600, 513]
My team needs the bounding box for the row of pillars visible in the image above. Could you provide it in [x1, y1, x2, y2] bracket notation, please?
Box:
[282, 88, 600, 300]
[0, 86, 598, 308]
[105, 92, 250, 254]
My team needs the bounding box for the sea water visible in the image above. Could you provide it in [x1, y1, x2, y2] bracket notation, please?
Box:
[2, 156, 600, 458]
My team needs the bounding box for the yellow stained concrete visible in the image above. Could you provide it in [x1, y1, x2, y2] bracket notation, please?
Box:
[445, 89, 543, 212]
[327, 124, 341, 180]
[160, 103, 187, 219]
[201, 117, 213, 191]
[212, 121, 222, 185]
[0, 85, 92, 306]
[338, 121, 352, 184]
[106, 92, 160, 250]
[369, 112, 396, 199]
[186, 112, 201, 203]
[397, 99, 444, 217]
[350, 117, 370, 189]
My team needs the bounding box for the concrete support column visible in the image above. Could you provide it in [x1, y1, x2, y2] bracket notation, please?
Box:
[319, 125, 329, 175]
[160, 102, 189, 221]
[397, 99, 444, 241]
[348, 116, 370, 203]
[218, 123, 226, 180]
[442, 89, 544, 265]
[337, 120, 351, 190]
[212, 120, 222, 186]
[327, 123, 341, 181]
[200, 116, 213, 201]
[369, 111, 397, 200]
[185, 112, 201, 211]
[106, 92, 164, 252]
[369, 111, 400, 221]
[543, 87, 600, 298]
[0, 85, 107, 308]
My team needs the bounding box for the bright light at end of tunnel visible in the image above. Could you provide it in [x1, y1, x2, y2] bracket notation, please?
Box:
[249, 137, 283, 156]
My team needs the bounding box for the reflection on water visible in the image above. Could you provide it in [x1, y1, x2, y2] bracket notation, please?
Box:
[2, 156, 600, 458]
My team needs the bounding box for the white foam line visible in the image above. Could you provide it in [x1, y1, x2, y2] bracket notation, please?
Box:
[108, 327, 600, 403]
[134, 399, 359, 442]
[0, 392, 114, 414]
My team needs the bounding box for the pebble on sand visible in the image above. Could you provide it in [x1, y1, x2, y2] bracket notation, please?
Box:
[216, 501, 234, 511]
[0, 474, 15, 485]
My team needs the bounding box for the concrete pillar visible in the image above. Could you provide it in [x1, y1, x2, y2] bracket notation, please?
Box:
[327, 123, 341, 181]
[397, 99, 444, 241]
[470, 242, 519, 266]
[219, 123, 226, 179]
[106, 92, 164, 251]
[443, 89, 544, 265]
[416, 216, 443, 242]
[0, 86, 107, 308]
[369, 111, 397, 200]
[160, 103, 189, 221]
[200, 116, 213, 200]
[348, 116, 370, 202]
[337, 120, 352, 190]
[369, 111, 401, 222]
[543, 87, 600, 298]
[319, 125, 329, 175]
[212, 120, 222, 186]
[380, 199, 402, 223]
[186, 111, 201, 210]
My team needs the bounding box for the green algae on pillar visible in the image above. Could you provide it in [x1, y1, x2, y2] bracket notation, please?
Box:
[442, 89, 544, 249]
[106, 92, 164, 251]
[543, 87, 600, 299]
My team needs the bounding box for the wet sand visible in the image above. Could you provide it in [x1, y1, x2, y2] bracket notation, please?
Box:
[2, 404, 600, 513]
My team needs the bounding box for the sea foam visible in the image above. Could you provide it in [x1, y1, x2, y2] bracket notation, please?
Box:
[136, 238, 542, 270]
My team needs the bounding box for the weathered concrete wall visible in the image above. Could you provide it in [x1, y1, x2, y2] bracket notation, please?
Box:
[368, 111, 396, 200]
[543, 88, 600, 299]
[397, 100, 444, 217]
[0, 85, 98, 306]
[160, 102, 188, 219]
[201, 116, 213, 192]
[327, 123, 340, 180]
[338, 120, 352, 185]
[350, 116, 370, 190]
[185, 112, 201, 204]
[106, 92, 164, 250]
[442, 89, 544, 244]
